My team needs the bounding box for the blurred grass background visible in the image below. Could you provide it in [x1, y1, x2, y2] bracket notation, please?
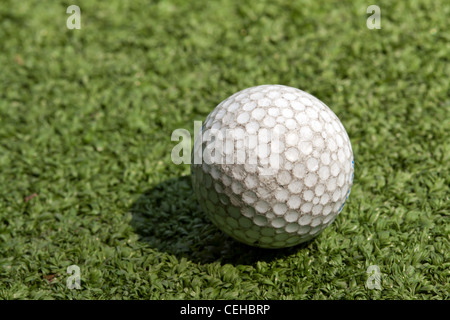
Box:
[0, 0, 448, 299]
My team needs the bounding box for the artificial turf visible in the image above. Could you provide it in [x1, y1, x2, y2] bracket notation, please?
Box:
[0, 0, 449, 299]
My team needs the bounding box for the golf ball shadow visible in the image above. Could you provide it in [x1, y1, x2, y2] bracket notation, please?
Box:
[130, 176, 310, 264]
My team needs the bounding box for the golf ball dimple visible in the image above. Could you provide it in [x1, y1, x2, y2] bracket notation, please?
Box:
[191, 85, 354, 249]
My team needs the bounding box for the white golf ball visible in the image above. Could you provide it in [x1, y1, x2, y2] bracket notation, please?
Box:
[191, 85, 354, 248]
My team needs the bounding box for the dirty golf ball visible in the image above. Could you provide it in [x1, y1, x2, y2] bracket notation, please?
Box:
[191, 85, 354, 248]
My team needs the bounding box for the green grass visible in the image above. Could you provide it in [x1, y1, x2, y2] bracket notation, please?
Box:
[0, 0, 449, 299]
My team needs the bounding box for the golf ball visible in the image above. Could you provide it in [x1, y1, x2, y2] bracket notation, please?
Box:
[191, 85, 354, 248]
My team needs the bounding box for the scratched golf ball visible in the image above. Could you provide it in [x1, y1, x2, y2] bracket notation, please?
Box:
[191, 85, 354, 248]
